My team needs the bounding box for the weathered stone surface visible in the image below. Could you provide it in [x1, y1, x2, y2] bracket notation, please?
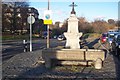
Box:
[94, 58, 102, 69]
[64, 33, 82, 49]
[42, 49, 105, 60]
[67, 14, 79, 33]
[64, 14, 83, 49]
[42, 49, 106, 68]
[57, 61, 93, 66]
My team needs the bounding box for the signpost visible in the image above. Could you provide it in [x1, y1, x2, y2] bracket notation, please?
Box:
[27, 14, 35, 52]
[44, 10, 52, 25]
[44, 0, 52, 48]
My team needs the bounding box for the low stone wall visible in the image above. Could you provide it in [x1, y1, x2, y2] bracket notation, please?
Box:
[42, 49, 106, 68]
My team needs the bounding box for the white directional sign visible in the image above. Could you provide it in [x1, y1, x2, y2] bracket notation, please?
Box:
[27, 15, 35, 24]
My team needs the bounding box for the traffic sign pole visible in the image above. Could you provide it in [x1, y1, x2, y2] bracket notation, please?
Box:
[43, 0, 52, 48]
[47, 0, 50, 48]
[47, 24, 50, 48]
[27, 13, 35, 52]
[30, 14, 32, 52]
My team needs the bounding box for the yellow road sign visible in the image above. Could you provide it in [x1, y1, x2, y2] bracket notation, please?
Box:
[44, 20, 52, 24]
[44, 10, 52, 24]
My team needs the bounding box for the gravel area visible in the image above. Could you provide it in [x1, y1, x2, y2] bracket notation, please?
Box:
[2, 38, 120, 80]
[2, 51, 120, 79]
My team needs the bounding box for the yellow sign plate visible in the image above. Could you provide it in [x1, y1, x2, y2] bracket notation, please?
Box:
[44, 20, 52, 24]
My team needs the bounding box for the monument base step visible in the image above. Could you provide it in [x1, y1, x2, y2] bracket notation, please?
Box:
[55, 60, 93, 66]
[42, 49, 106, 69]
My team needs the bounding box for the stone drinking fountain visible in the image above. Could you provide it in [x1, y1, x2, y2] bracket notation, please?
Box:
[42, 2, 106, 69]
[64, 2, 82, 49]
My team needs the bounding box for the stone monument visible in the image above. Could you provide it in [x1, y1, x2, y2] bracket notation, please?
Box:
[64, 2, 83, 49]
[42, 2, 105, 69]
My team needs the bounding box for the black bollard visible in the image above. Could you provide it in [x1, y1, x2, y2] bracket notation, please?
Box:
[23, 40, 28, 52]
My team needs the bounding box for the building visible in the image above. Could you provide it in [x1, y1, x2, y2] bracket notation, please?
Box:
[59, 22, 63, 28]
[2, 3, 39, 34]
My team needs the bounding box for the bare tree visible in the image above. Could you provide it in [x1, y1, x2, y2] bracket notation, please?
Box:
[117, 20, 120, 30]
[92, 20, 109, 33]
[108, 19, 115, 24]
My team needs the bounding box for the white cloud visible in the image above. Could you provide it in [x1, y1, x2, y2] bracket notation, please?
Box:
[94, 16, 106, 19]
[53, 10, 65, 15]
[37, 7, 47, 11]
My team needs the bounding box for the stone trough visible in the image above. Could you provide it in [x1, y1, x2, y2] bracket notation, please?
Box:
[42, 49, 106, 69]
[42, 2, 106, 69]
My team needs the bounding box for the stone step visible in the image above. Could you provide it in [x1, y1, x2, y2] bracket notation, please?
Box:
[56, 60, 93, 66]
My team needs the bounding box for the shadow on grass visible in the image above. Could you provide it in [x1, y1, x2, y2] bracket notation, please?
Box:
[87, 38, 100, 49]
[82, 38, 100, 49]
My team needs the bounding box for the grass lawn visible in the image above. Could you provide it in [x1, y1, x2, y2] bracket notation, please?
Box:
[82, 33, 101, 39]
[2, 34, 30, 40]
[2, 32, 101, 41]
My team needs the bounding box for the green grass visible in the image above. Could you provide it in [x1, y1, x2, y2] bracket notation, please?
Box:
[0, 36, 2, 40]
[83, 33, 101, 39]
[2, 34, 29, 40]
[2, 33, 101, 40]
[82, 33, 90, 39]
[2, 34, 42, 40]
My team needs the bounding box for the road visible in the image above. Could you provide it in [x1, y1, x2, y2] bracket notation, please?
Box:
[1, 38, 118, 62]
[2, 39, 65, 62]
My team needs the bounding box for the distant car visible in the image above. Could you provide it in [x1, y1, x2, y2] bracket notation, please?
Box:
[107, 31, 118, 44]
[42, 31, 52, 39]
[112, 34, 120, 55]
[42, 31, 47, 39]
[101, 33, 108, 43]
[101, 37, 107, 43]
[53, 35, 58, 39]
[57, 34, 66, 41]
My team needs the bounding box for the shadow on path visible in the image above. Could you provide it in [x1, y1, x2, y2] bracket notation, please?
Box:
[2, 64, 100, 79]
[113, 55, 120, 80]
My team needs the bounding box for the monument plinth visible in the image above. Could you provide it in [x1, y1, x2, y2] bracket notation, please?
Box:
[64, 2, 83, 49]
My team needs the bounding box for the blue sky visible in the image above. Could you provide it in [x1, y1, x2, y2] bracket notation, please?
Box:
[29, 1, 119, 23]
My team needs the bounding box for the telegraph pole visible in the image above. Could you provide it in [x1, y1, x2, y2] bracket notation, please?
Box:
[47, 0, 50, 48]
